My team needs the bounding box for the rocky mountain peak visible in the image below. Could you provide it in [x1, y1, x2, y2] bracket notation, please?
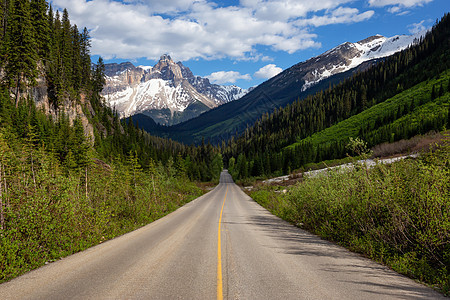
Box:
[104, 62, 138, 77]
[151, 54, 184, 82]
[357, 35, 385, 45]
[101, 56, 247, 125]
[160, 54, 172, 62]
[154, 54, 175, 69]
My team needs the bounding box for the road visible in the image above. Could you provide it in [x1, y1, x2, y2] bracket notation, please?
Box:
[0, 170, 444, 299]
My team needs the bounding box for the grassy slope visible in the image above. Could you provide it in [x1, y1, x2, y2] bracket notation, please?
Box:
[287, 69, 450, 149]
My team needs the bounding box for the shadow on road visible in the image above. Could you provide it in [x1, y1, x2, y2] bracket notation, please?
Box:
[225, 209, 442, 299]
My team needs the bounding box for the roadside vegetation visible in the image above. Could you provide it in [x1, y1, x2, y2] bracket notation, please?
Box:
[249, 139, 449, 295]
[0, 1, 218, 283]
[0, 121, 204, 283]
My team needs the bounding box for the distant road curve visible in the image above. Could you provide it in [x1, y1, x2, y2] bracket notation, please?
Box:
[0, 170, 444, 299]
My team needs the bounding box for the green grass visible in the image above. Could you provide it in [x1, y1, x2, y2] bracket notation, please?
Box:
[287, 69, 450, 150]
[250, 140, 450, 295]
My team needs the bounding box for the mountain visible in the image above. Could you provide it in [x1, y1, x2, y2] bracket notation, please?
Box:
[102, 55, 247, 125]
[221, 14, 450, 179]
[299, 32, 425, 91]
[137, 31, 426, 144]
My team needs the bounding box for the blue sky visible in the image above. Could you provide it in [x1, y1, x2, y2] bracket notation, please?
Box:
[50, 0, 449, 89]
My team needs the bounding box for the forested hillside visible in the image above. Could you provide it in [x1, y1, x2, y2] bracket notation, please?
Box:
[0, 0, 223, 283]
[224, 13, 450, 180]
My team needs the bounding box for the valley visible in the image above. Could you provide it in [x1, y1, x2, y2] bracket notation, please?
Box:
[120, 30, 428, 144]
[0, 0, 448, 298]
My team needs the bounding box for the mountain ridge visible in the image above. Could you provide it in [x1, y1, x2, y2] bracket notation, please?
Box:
[102, 55, 247, 125]
[135, 30, 426, 144]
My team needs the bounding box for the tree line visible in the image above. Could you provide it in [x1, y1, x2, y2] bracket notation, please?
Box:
[0, 0, 223, 182]
[223, 13, 450, 179]
[0, 0, 225, 283]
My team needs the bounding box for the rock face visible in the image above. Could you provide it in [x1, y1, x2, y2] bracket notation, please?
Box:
[28, 63, 95, 143]
[102, 55, 247, 125]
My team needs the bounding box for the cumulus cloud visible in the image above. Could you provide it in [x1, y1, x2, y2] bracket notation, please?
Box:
[254, 64, 283, 79]
[368, 0, 433, 14]
[241, 0, 354, 21]
[296, 7, 374, 27]
[50, 0, 376, 61]
[206, 71, 252, 84]
[368, 0, 432, 6]
[408, 20, 427, 33]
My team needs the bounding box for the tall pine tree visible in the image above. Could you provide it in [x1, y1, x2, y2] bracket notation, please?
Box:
[30, 0, 50, 59]
[5, 0, 38, 107]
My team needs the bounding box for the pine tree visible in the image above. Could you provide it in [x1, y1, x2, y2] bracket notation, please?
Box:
[30, 0, 50, 59]
[1, 0, 12, 45]
[438, 83, 444, 98]
[448, 106, 450, 129]
[93, 57, 106, 94]
[61, 8, 73, 91]
[5, 0, 38, 107]
[80, 27, 91, 89]
[46, 5, 61, 105]
[71, 24, 82, 92]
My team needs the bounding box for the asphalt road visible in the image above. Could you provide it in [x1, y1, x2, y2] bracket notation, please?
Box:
[0, 170, 444, 299]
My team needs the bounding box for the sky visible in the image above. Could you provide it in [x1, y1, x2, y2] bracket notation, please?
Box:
[49, 0, 449, 89]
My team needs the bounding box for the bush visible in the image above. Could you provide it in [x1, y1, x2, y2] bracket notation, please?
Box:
[0, 132, 204, 283]
[251, 139, 450, 294]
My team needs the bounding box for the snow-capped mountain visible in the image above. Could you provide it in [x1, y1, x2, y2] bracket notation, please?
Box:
[299, 31, 427, 91]
[151, 30, 429, 144]
[177, 62, 248, 103]
[102, 55, 247, 125]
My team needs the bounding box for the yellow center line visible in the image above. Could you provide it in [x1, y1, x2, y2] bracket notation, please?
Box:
[217, 185, 228, 300]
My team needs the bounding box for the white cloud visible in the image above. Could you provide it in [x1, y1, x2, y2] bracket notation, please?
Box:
[254, 64, 283, 79]
[408, 20, 426, 33]
[387, 6, 402, 13]
[368, 0, 432, 6]
[368, 0, 433, 14]
[241, 0, 354, 21]
[128, 0, 195, 14]
[50, 0, 376, 61]
[296, 7, 374, 27]
[206, 71, 251, 84]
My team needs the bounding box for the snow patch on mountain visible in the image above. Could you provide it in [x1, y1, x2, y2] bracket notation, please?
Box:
[106, 79, 192, 117]
[215, 85, 248, 102]
[102, 55, 248, 125]
[138, 65, 152, 72]
[301, 30, 427, 91]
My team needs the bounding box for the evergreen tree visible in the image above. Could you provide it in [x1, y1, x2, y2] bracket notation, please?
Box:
[80, 27, 91, 89]
[60, 8, 72, 91]
[30, 0, 50, 59]
[71, 24, 82, 92]
[5, 0, 38, 107]
[438, 83, 444, 97]
[1, 0, 12, 45]
[448, 106, 450, 129]
[93, 57, 106, 95]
